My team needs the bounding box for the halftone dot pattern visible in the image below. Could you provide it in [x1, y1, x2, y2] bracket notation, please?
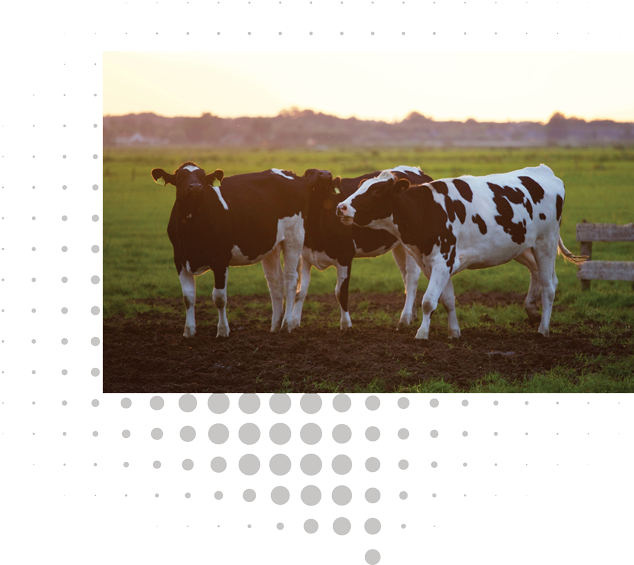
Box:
[332, 485, 352, 505]
[239, 423, 261, 445]
[214, 491, 223, 500]
[430, 398, 440, 407]
[269, 393, 291, 414]
[270, 454, 292, 476]
[180, 426, 196, 442]
[365, 549, 381, 564]
[333, 517, 351, 535]
[120, 398, 131, 408]
[211, 457, 227, 473]
[365, 396, 380, 410]
[151, 428, 163, 440]
[243, 489, 256, 502]
[239, 454, 260, 475]
[398, 428, 409, 439]
[179, 394, 197, 412]
[209, 424, 230, 444]
[208, 393, 229, 414]
[271, 486, 290, 505]
[365, 426, 380, 441]
[182, 459, 194, 471]
[150, 396, 164, 410]
[332, 424, 352, 443]
[300, 423, 322, 445]
[365, 457, 380, 472]
[300, 393, 322, 414]
[332, 393, 351, 412]
[364, 518, 381, 534]
[300, 454, 322, 475]
[239, 394, 260, 414]
[269, 423, 291, 445]
[332, 454, 352, 475]
[365, 488, 381, 503]
[304, 519, 318, 534]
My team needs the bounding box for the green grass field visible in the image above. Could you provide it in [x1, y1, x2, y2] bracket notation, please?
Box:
[104, 146, 634, 391]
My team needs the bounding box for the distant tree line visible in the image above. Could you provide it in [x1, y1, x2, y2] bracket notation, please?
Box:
[103, 108, 634, 148]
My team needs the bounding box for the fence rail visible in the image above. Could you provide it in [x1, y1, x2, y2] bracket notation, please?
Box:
[576, 222, 634, 290]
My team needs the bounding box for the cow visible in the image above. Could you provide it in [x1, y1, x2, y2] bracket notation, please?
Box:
[336, 164, 587, 339]
[150, 162, 329, 338]
[292, 166, 433, 330]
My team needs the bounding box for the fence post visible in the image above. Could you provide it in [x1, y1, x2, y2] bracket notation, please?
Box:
[579, 241, 592, 291]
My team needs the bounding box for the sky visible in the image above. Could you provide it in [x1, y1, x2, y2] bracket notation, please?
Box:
[104, 52, 634, 123]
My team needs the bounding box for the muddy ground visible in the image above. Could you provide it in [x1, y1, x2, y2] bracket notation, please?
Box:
[103, 291, 632, 393]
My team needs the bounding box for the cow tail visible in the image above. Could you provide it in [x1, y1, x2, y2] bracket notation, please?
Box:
[557, 236, 588, 264]
[295, 255, 303, 296]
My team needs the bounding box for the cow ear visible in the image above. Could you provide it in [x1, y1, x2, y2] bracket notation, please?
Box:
[332, 176, 341, 194]
[391, 179, 410, 194]
[151, 168, 176, 186]
[206, 169, 224, 187]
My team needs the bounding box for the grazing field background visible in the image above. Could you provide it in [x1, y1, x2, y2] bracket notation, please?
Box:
[104, 147, 634, 393]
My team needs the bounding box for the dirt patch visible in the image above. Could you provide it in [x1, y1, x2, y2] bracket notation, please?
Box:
[104, 292, 631, 393]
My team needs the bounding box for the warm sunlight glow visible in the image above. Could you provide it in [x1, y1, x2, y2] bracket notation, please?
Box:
[104, 52, 634, 123]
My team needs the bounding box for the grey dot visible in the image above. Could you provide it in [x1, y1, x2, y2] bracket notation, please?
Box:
[304, 519, 318, 533]
[332, 485, 352, 505]
[365, 549, 381, 564]
[276, 523, 284, 530]
[333, 393, 351, 412]
[178, 424, 198, 443]
[91, 399, 99, 407]
[525, 401, 529, 405]
[91, 245, 99, 253]
[239, 454, 260, 475]
[92, 184, 98, 190]
[300, 423, 322, 445]
[365, 488, 381, 503]
[239, 423, 261, 445]
[31, 309, 36, 313]
[153, 461, 161, 469]
[208, 424, 229, 444]
[430, 430, 439, 438]
[269, 393, 291, 414]
[63, 185, 68, 190]
[62, 215, 67, 221]
[243, 489, 256, 502]
[93, 154, 98, 159]
[62, 277, 68, 283]
[430, 398, 439, 407]
[300, 394, 322, 414]
[91, 306, 100, 315]
[269, 454, 291, 475]
[332, 454, 352, 475]
[396, 459, 409, 471]
[211, 457, 227, 472]
[62, 247, 68, 254]
[151, 428, 163, 440]
[272, 486, 290, 505]
[61, 307, 68, 314]
[123, 462, 129, 467]
[92, 431, 98, 437]
[150, 396, 164, 410]
[494, 432, 498, 436]
[462, 399, 469, 406]
[494, 400, 499, 405]
[122, 430, 130, 438]
[239, 393, 260, 414]
[208, 393, 229, 414]
[91, 275, 100, 284]
[91, 337, 100, 346]
[398, 397, 409, 409]
[462, 431, 468, 437]
[185, 493, 191, 499]
[301, 485, 320, 506]
[300, 454, 322, 475]
[401, 524, 406, 529]
[431, 461, 438, 468]
[61, 338, 68, 345]
[399, 491, 408, 499]
[214, 491, 223, 500]
[463, 462, 468, 467]
[91, 368, 100, 376]
[332, 424, 352, 444]
[269, 423, 291, 445]
[365, 395, 380, 410]
[92, 215, 99, 222]
[363, 455, 381, 473]
[365, 426, 380, 441]
[179, 394, 197, 412]
[182, 459, 194, 471]
[333, 517, 351, 535]
[398, 428, 409, 439]
[365, 518, 381, 534]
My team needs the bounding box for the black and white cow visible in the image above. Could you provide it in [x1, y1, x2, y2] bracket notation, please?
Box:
[151, 162, 323, 338]
[293, 166, 432, 330]
[336, 165, 586, 339]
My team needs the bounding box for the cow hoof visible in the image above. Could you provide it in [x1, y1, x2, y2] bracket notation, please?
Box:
[398, 318, 412, 329]
[216, 327, 230, 338]
[290, 318, 301, 330]
[537, 327, 550, 338]
[448, 330, 461, 339]
[340, 324, 353, 331]
[415, 331, 429, 340]
[183, 327, 196, 338]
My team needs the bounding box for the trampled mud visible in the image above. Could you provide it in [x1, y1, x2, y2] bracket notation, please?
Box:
[103, 292, 630, 393]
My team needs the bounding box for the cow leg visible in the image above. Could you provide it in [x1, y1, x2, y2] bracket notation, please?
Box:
[392, 244, 422, 328]
[513, 249, 541, 325]
[178, 267, 197, 338]
[335, 261, 353, 330]
[532, 238, 558, 337]
[439, 278, 461, 339]
[280, 238, 303, 333]
[415, 264, 452, 340]
[261, 245, 284, 332]
[212, 267, 230, 338]
[292, 252, 312, 329]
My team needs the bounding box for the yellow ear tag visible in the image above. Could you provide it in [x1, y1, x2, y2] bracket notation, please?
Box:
[334, 187, 340, 194]
[155, 176, 166, 186]
[212, 179, 221, 187]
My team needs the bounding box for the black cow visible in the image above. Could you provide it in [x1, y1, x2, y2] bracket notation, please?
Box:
[151, 163, 329, 338]
[337, 165, 586, 339]
[292, 166, 433, 330]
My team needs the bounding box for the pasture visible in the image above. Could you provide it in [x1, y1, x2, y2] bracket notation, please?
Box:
[103, 146, 634, 393]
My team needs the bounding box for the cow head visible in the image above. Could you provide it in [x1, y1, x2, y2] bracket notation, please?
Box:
[302, 168, 340, 195]
[151, 162, 224, 204]
[336, 170, 410, 226]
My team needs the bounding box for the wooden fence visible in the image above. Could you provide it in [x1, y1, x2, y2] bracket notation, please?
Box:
[576, 222, 634, 290]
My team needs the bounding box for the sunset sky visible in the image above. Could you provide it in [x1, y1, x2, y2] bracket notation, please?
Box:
[104, 52, 634, 123]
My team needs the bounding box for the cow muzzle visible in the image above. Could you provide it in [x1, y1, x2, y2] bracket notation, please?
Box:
[336, 203, 354, 225]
